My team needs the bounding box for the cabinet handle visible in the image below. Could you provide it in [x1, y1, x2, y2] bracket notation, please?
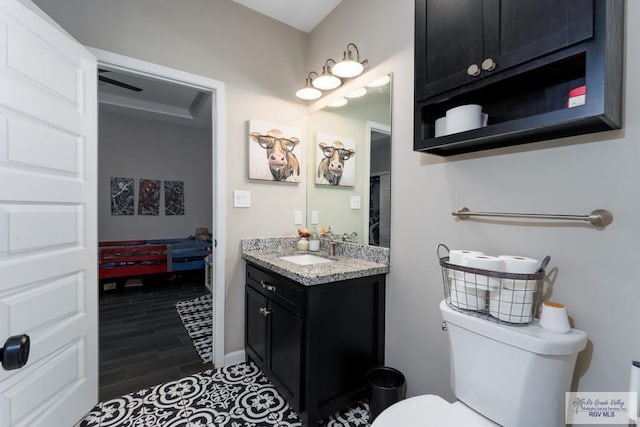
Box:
[259, 307, 271, 316]
[260, 281, 276, 292]
[481, 58, 496, 71]
[467, 63, 481, 77]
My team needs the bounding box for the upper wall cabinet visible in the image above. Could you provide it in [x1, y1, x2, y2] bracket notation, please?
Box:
[414, 0, 624, 156]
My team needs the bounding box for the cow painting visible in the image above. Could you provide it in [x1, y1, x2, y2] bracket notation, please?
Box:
[249, 128, 301, 182]
[317, 140, 356, 186]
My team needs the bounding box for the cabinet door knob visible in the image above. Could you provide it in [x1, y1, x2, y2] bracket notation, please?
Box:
[467, 63, 481, 77]
[259, 307, 271, 316]
[481, 58, 496, 71]
[260, 281, 276, 292]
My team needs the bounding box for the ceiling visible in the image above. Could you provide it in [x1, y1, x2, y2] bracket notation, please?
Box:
[98, 1, 342, 124]
[98, 68, 212, 128]
[230, 0, 342, 33]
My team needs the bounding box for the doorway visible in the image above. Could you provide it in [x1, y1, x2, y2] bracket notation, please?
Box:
[90, 48, 226, 398]
[367, 124, 391, 248]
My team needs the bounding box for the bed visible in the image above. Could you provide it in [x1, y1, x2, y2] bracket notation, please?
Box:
[98, 238, 212, 280]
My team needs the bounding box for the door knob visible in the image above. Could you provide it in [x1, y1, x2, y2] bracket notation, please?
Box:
[481, 58, 496, 71]
[1, 334, 30, 371]
[467, 63, 481, 77]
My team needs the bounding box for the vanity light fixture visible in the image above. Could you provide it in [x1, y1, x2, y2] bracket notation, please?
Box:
[366, 75, 391, 88]
[332, 43, 369, 78]
[312, 59, 342, 90]
[296, 43, 369, 102]
[345, 87, 367, 98]
[295, 72, 322, 100]
[328, 97, 348, 107]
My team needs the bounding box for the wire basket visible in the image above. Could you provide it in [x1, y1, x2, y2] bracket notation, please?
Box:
[437, 244, 550, 325]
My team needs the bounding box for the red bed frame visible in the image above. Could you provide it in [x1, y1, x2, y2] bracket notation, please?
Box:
[98, 240, 168, 280]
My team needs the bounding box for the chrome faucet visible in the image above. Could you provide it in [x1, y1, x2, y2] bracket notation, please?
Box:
[320, 227, 338, 256]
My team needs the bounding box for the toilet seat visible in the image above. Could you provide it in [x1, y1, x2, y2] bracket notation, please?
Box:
[371, 395, 499, 427]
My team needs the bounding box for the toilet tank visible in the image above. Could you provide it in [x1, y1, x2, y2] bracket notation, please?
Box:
[440, 300, 587, 427]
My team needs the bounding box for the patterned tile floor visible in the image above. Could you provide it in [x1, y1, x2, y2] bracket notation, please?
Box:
[80, 361, 371, 427]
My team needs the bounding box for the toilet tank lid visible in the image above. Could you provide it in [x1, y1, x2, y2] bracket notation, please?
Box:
[371, 395, 498, 426]
[440, 300, 588, 355]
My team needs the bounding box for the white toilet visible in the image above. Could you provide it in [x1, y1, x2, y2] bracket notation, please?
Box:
[372, 300, 588, 427]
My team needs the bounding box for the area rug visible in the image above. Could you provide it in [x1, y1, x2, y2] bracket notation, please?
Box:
[175, 293, 213, 363]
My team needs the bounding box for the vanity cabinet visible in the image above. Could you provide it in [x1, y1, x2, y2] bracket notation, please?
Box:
[245, 264, 304, 409]
[414, 0, 624, 156]
[245, 262, 386, 426]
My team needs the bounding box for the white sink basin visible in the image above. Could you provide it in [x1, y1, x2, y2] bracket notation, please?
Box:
[279, 254, 335, 266]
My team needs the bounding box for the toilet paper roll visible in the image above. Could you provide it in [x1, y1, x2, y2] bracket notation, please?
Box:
[434, 116, 447, 137]
[489, 288, 535, 323]
[498, 255, 540, 273]
[462, 255, 504, 290]
[448, 250, 484, 281]
[539, 301, 571, 333]
[445, 104, 484, 135]
[498, 255, 540, 290]
[449, 250, 485, 266]
[449, 280, 487, 311]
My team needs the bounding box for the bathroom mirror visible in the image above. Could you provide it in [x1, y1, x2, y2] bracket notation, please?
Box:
[306, 73, 392, 247]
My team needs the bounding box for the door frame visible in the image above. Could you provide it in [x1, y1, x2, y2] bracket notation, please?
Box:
[365, 121, 391, 246]
[88, 47, 226, 368]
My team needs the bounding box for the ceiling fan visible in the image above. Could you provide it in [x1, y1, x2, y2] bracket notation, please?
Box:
[98, 69, 143, 92]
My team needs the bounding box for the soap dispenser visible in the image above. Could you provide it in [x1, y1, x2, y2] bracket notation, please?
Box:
[309, 227, 320, 252]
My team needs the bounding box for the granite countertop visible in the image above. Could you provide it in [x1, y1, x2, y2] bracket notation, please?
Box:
[241, 237, 390, 286]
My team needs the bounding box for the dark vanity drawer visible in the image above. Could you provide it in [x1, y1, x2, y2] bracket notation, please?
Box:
[246, 264, 304, 316]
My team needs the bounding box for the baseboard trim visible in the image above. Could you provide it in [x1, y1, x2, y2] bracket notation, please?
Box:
[224, 350, 245, 367]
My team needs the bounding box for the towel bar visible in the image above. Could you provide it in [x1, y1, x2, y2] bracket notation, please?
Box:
[452, 207, 613, 227]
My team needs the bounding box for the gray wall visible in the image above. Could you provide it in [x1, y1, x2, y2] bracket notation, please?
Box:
[98, 110, 212, 241]
[32, 0, 309, 355]
[311, 0, 639, 399]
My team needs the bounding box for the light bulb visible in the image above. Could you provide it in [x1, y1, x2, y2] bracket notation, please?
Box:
[312, 74, 341, 90]
[296, 86, 322, 100]
[366, 75, 391, 88]
[328, 98, 348, 107]
[346, 87, 367, 98]
[332, 60, 364, 78]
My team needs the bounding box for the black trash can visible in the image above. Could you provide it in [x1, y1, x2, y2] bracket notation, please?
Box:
[366, 366, 407, 423]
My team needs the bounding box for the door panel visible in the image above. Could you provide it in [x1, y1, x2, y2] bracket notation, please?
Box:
[490, 0, 594, 72]
[4, 115, 81, 173]
[0, 273, 82, 336]
[268, 301, 303, 409]
[3, 342, 85, 423]
[0, 205, 81, 252]
[0, 1, 97, 426]
[245, 286, 267, 369]
[419, 0, 485, 99]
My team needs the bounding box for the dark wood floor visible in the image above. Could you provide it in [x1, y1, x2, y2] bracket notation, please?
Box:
[98, 271, 211, 401]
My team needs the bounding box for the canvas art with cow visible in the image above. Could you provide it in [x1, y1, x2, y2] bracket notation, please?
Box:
[248, 120, 303, 183]
[316, 133, 356, 186]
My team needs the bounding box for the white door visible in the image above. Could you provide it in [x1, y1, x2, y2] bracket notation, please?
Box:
[0, 1, 97, 426]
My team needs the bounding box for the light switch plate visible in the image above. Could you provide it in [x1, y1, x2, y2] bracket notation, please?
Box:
[233, 190, 251, 208]
[350, 196, 361, 210]
[311, 210, 319, 225]
[294, 210, 303, 225]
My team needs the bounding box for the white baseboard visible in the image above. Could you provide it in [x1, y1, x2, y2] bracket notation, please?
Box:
[223, 350, 246, 367]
